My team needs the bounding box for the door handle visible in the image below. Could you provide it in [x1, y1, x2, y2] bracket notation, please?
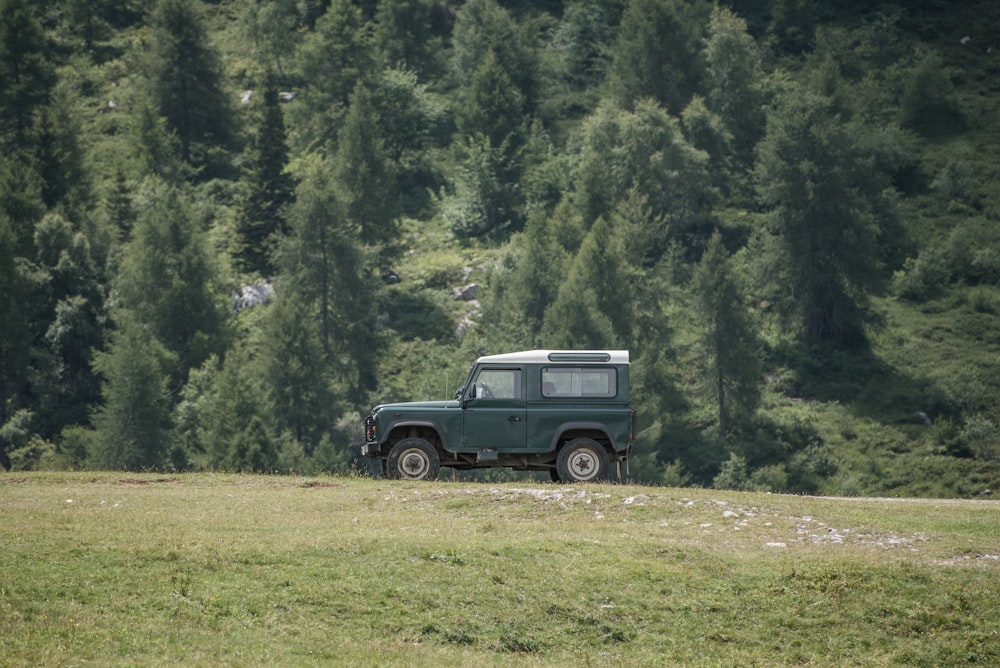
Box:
[508, 416, 522, 422]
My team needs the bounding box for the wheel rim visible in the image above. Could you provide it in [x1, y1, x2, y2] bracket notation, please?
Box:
[399, 448, 430, 478]
[568, 450, 599, 481]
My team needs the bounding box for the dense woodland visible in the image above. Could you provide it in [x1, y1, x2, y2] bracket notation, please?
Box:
[1, 0, 999, 496]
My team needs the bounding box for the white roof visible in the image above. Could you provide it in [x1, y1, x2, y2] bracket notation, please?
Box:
[476, 350, 629, 365]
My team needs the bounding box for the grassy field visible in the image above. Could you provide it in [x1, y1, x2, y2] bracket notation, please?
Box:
[1, 473, 997, 667]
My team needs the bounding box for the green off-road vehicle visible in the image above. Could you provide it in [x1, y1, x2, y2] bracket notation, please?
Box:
[363, 350, 634, 482]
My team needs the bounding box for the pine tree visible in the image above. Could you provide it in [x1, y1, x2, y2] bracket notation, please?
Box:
[238, 74, 294, 275]
[374, 0, 441, 78]
[279, 156, 379, 409]
[755, 86, 892, 347]
[90, 318, 175, 471]
[259, 292, 334, 452]
[0, 0, 55, 150]
[296, 0, 373, 150]
[575, 99, 716, 252]
[450, 0, 535, 110]
[333, 83, 398, 250]
[606, 0, 710, 114]
[113, 181, 228, 381]
[541, 217, 631, 348]
[244, 0, 298, 79]
[691, 231, 761, 438]
[145, 0, 235, 174]
[456, 49, 526, 150]
[702, 7, 767, 166]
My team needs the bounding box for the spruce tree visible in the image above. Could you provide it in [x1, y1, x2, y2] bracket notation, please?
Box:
[542, 217, 631, 348]
[691, 231, 761, 438]
[146, 0, 235, 174]
[333, 83, 398, 250]
[112, 182, 228, 382]
[279, 156, 379, 409]
[296, 0, 373, 150]
[90, 318, 175, 471]
[702, 7, 767, 167]
[238, 74, 294, 275]
[755, 86, 891, 347]
[0, 0, 55, 150]
[606, 0, 710, 114]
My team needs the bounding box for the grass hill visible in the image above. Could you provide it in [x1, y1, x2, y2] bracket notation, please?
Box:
[1, 473, 997, 666]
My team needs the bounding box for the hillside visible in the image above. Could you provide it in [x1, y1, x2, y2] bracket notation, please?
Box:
[0, 0, 998, 496]
[1, 473, 998, 665]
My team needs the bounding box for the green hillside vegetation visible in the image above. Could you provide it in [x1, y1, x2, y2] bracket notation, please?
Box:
[1, 474, 998, 665]
[1, 0, 998, 496]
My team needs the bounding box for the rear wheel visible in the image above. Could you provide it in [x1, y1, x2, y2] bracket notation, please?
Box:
[556, 438, 609, 483]
[386, 438, 440, 481]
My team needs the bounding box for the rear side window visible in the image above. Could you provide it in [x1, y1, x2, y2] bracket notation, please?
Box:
[541, 367, 617, 398]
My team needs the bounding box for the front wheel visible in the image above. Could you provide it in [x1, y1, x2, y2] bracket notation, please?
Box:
[386, 438, 440, 481]
[556, 438, 609, 483]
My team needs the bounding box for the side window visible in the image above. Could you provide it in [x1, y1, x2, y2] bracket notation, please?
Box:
[542, 367, 617, 398]
[474, 369, 522, 399]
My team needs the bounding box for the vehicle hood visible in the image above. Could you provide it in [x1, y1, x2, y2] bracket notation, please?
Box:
[373, 400, 461, 412]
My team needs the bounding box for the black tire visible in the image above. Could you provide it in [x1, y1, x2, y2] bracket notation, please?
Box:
[386, 438, 440, 481]
[549, 468, 561, 483]
[556, 438, 609, 483]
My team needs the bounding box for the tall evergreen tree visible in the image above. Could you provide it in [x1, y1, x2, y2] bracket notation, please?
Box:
[702, 6, 767, 167]
[279, 156, 379, 409]
[606, 0, 710, 114]
[32, 213, 105, 438]
[245, 0, 299, 79]
[450, 0, 535, 111]
[333, 83, 398, 250]
[146, 0, 235, 174]
[238, 74, 295, 275]
[755, 87, 893, 347]
[0, 0, 55, 150]
[296, 0, 373, 150]
[575, 99, 716, 255]
[112, 182, 228, 382]
[90, 317, 175, 471]
[31, 86, 92, 218]
[456, 49, 526, 150]
[542, 217, 632, 348]
[691, 231, 761, 438]
[374, 0, 442, 78]
[259, 292, 333, 452]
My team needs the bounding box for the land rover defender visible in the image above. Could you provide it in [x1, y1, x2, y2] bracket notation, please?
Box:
[362, 350, 634, 482]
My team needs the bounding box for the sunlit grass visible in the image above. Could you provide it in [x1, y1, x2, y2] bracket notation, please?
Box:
[1, 473, 998, 666]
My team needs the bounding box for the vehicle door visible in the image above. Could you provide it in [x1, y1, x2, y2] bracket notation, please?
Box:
[462, 366, 526, 450]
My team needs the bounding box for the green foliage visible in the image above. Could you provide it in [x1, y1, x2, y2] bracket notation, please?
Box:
[334, 82, 398, 250]
[899, 53, 966, 138]
[606, 0, 711, 113]
[113, 181, 229, 379]
[754, 84, 894, 347]
[0, 0, 55, 149]
[90, 318, 175, 470]
[294, 0, 373, 150]
[691, 231, 762, 437]
[0, 0, 998, 496]
[144, 0, 236, 176]
[237, 74, 294, 275]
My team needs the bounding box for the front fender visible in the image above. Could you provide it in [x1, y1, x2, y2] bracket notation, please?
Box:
[382, 419, 453, 452]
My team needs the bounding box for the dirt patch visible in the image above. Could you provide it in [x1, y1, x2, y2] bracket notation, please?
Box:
[119, 477, 178, 485]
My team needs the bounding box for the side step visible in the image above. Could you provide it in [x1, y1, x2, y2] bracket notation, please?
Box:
[476, 449, 499, 463]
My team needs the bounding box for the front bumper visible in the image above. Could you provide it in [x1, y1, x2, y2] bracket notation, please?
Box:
[362, 441, 381, 457]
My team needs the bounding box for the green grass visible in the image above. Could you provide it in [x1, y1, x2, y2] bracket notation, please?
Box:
[2, 474, 998, 666]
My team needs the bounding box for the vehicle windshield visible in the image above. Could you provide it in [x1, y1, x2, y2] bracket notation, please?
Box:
[455, 363, 477, 399]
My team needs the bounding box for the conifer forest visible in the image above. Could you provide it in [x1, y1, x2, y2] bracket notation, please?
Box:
[1, 0, 999, 496]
